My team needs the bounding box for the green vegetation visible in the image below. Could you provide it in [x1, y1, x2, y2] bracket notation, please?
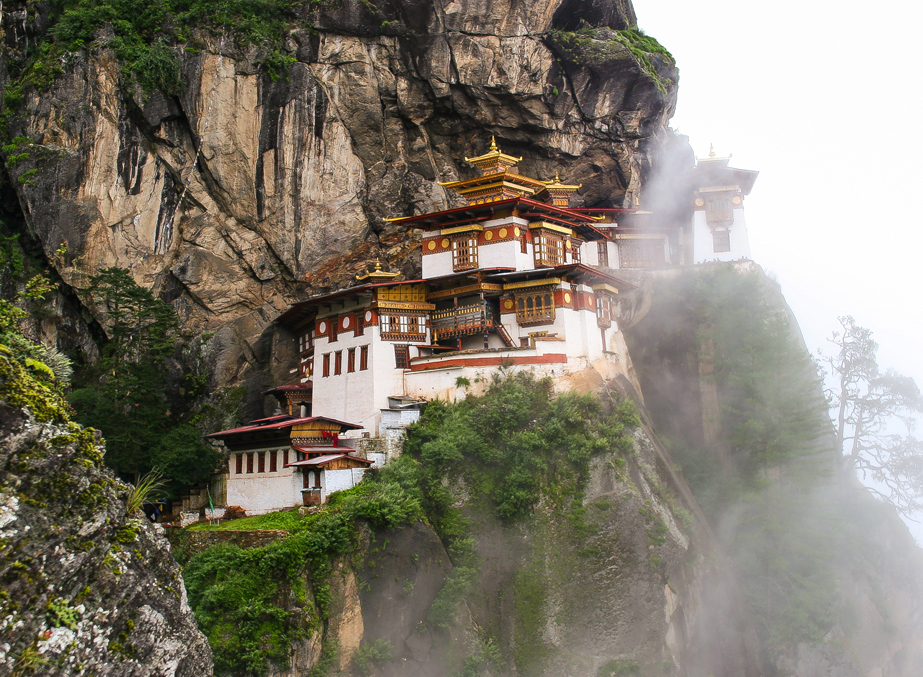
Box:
[183, 372, 640, 675]
[352, 638, 392, 675]
[183, 473, 423, 675]
[548, 25, 674, 94]
[3, 0, 319, 109]
[629, 264, 843, 651]
[67, 268, 222, 496]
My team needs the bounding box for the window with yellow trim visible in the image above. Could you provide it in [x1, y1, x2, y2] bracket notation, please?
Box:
[452, 235, 479, 271]
[515, 291, 555, 326]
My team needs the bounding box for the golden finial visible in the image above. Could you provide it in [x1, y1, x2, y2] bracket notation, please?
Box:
[489, 136, 498, 152]
[708, 143, 715, 158]
[356, 257, 398, 281]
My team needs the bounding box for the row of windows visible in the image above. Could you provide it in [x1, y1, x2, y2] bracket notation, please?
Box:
[234, 449, 287, 474]
[321, 345, 370, 377]
[449, 230, 583, 272]
[380, 314, 425, 336]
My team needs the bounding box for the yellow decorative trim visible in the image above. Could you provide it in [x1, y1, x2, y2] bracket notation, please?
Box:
[374, 301, 436, 311]
[484, 231, 493, 241]
[441, 238, 450, 248]
[529, 222, 574, 236]
[440, 224, 484, 236]
[427, 283, 502, 300]
[499, 228, 508, 238]
[503, 277, 561, 291]
[592, 284, 620, 295]
[427, 240, 437, 250]
[698, 185, 740, 193]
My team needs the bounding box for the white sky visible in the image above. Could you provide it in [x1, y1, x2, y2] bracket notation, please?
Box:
[632, 0, 923, 535]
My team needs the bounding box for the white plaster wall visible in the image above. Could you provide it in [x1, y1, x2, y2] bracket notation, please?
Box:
[324, 468, 366, 501]
[226, 465, 303, 515]
[479, 239, 521, 269]
[422, 249, 454, 278]
[692, 207, 751, 263]
[381, 408, 421, 430]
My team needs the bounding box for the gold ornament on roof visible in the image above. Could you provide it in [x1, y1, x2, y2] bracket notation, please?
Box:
[356, 258, 399, 281]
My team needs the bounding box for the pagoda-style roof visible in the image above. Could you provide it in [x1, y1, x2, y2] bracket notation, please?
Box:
[388, 197, 605, 241]
[692, 149, 758, 195]
[462, 136, 523, 174]
[207, 415, 362, 440]
[276, 278, 426, 329]
[286, 453, 373, 468]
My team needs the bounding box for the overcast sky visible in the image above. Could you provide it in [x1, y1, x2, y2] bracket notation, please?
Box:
[632, 0, 923, 532]
[633, 0, 923, 383]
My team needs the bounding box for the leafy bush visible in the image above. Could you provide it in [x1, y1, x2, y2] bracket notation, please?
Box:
[183, 476, 423, 675]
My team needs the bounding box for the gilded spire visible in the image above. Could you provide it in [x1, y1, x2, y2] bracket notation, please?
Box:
[489, 136, 498, 151]
[709, 143, 715, 158]
[356, 258, 399, 281]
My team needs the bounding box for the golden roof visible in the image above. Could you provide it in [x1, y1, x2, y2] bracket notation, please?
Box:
[356, 259, 399, 281]
[463, 136, 523, 172]
[540, 172, 582, 191]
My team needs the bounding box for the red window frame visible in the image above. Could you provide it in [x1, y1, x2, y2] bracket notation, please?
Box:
[360, 345, 369, 371]
[322, 353, 330, 377]
[394, 344, 410, 369]
[269, 450, 277, 472]
[257, 451, 265, 473]
[236, 454, 243, 474]
[283, 449, 289, 467]
[334, 350, 343, 375]
[247, 453, 254, 473]
[347, 347, 356, 373]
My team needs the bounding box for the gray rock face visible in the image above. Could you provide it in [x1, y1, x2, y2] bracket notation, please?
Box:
[0, 355, 213, 676]
[0, 0, 676, 391]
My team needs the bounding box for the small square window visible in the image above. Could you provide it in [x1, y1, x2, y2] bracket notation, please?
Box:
[713, 230, 731, 253]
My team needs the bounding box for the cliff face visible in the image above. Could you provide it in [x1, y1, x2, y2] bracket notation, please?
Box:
[0, 352, 212, 676]
[0, 0, 676, 389]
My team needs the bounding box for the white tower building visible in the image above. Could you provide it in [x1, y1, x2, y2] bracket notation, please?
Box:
[691, 146, 759, 263]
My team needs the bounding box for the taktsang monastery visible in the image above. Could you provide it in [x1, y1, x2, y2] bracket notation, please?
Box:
[207, 142, 757, 515]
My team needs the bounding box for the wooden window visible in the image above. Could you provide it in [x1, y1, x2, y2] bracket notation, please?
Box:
[394, 344, 410, 369]
[322, 353, 330, 377]
[257, 451, 265, 473]
[247, 453, 254, 473]
[334, 350, 343, 375]
[705, 195, 733, 224]
[533, 231, 564, 267]
[617, 240, 665, 269]
[298, 329, 314, 354]
[360, 345, 369, 370]
[597, 240, 609, 267]
[570, 240, 581, 263]
[314, 470, 322, 489]
[451, 234, 479, 272]
[270, 450, 277, 472]
[303, 471, 310, 489]
[283, 449, 289, 467]
[596, 293, 613, 328]
[329, 317, 338, 342]
[355, 313, 364, 336]
[712, 230, 731, 253]
[301, 359, 313, 379]
[347, 347, 356, 373]
[380, 314, 426, 341]
[515, 292, 555, 326]
[235, 453, 243, 474]
[521, 230, 528, 254]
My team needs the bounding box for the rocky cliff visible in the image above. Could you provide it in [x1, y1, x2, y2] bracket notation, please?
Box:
[0, 0, 676, 392]
[0, 350, 212, 676]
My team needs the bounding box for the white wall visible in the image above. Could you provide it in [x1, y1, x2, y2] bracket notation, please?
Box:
[225, 448, 303, 515]
[693, 207, 751, 263]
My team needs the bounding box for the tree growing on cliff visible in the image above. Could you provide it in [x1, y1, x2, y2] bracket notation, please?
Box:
[68, 267, 220, 495]
[824, 316, 923, 515]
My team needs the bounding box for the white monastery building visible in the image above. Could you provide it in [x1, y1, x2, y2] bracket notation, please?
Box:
[207, 139, 758, 515]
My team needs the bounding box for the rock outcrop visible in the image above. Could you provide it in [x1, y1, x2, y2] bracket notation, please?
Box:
[0, 352, 212, 676]
[0, 0, 677, 392]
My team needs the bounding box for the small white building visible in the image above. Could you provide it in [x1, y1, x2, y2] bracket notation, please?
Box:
[691, 147, 759, 263]
[207, 415, 371, 515]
